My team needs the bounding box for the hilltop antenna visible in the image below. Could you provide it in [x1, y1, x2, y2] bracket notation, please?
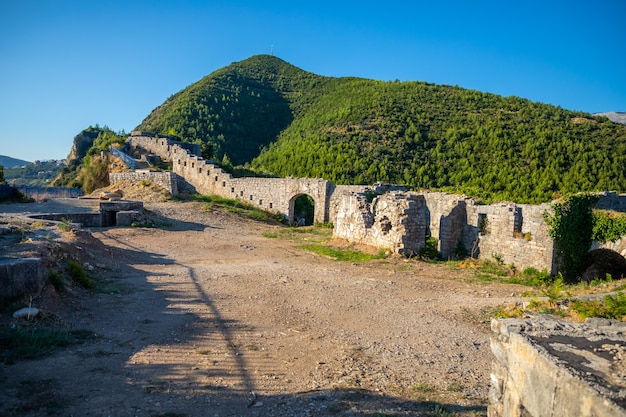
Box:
[270, 44, 274, 56]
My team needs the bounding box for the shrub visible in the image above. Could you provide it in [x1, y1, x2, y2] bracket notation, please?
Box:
[572, 292, 626, 320]
[66, 260, 95, 289]
[419, 237, 441, 261]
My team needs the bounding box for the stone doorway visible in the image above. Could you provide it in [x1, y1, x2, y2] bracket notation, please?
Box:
[290, 194, 315, 226]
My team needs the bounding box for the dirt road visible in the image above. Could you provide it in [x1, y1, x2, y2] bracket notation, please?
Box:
[0, 201, 524, 416]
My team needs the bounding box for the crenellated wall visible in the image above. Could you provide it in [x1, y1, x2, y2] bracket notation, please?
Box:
[127, 134, 356, 224]
[120, 133, 626, 275]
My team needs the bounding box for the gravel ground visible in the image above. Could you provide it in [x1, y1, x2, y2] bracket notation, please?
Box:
[0, 200, 527, 416]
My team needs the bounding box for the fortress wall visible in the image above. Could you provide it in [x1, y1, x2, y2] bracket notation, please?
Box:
[334, 192, 427, 256]
[128, 135, 332, 223]
[109, 171, 179, 195]
[420, 192, 471, 258]
[465, 202, 556, 273]
[125, 134, 622, 275]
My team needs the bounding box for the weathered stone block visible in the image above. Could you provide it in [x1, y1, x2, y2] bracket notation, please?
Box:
[0, 258, 46, 310]
[490, 318, 626, 417]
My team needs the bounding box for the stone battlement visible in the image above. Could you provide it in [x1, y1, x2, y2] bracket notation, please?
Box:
[118, 134, 626, 275]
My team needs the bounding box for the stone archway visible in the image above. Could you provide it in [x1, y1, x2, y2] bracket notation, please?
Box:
[582, 248, 626, 282]
[289, 194, 315, 226]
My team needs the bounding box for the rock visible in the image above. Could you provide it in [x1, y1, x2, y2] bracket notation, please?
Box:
[13, 307, 39, 319]
[99, 191, 123, 201]
[0, 258, 46, 311]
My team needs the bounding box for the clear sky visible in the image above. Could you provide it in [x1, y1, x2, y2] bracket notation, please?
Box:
[1, 0, 625, 162]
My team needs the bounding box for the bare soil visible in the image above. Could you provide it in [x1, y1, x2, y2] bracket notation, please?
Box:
[0, 200, 527, 417]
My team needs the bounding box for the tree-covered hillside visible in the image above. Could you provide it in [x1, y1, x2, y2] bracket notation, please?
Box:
[137, 55, 625, 203]
[138, 55, 329, 166]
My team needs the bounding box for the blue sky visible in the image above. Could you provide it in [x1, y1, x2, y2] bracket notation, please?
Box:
[1, 0, 625, 162]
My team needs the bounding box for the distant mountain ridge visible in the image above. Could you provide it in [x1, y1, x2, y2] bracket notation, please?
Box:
[0, 155, 30, 169]
[594, 112, 626, 125]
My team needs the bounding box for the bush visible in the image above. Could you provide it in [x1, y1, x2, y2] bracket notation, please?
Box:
[572, 292, 626, 320]
[419, 237, 441, 261]
[66, 260, 95, 289]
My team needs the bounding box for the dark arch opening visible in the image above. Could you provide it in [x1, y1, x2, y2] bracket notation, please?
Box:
[292, 194, 315, 226]
[582, 248, 626, 282]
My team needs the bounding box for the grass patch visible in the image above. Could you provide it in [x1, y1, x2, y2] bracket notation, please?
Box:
[413, 382, 433, 393]
[192, 194, 286, 224]
[263, 225, 333, 243]
[57, 217, 73, 232]
[494, 273, 626, 321]
[47, 271, 66, 292]
[458, 259, 552, 288]
[0, 325, 95, 364]
[299, 244, 386, 262]
[66, 260, 95, 289]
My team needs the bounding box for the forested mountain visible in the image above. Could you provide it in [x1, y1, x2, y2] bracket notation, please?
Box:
[138, 54, 625, 203]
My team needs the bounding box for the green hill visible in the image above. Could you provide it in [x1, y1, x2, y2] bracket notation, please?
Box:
[0, 155, 31, 169]
[136, 54, 625, 203]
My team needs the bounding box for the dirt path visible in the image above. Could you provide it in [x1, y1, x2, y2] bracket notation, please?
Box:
[0, 201, 525, 416]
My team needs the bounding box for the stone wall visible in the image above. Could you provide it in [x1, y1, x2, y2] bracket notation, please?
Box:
[490, 316, 626, 417]
[125, 134, 626, 274]
[466, 202, 556, 273]
[389, 192, 556, 272]
[0, 258, 46, 310]
[127, 134, 351, 224]
[334, 192, 427, 256]
[109, 171, 179, 196]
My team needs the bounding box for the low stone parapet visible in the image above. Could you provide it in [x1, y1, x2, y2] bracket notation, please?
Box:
[490, 316, 626, 417]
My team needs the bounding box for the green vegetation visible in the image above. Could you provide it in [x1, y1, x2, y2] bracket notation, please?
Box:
[299, 244, 386, 262]
[57, 217, 73, 232]
[193, 194, 285, 223]
[262, 225, 332, 242]
[0, 164, 4, 183]
[419, 237, 441, 261]
[0, 325, 95, 364]
[66, 260, 95, 289]
[571, 292, 626, 320]
[593, 209, 626, 243]
[494, 270, 626, 321]
[53, 125, 126, 193]
[4, 160, 63, 186]
[263, 222, 384, 261]
[132, 55, 625, 204]
[544, 194, 598, 283]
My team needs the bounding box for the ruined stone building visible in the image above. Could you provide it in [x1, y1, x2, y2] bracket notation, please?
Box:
[111, 132, 626, 276]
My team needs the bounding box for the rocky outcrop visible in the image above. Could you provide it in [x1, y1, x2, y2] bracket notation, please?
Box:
[594, 112, 626, 125]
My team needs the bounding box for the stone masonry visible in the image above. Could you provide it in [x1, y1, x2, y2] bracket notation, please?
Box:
[490, 316, 626, 417]
[118, 132, 626, 275]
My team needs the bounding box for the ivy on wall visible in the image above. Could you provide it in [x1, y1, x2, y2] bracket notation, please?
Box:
[544, 194, 599, 283]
